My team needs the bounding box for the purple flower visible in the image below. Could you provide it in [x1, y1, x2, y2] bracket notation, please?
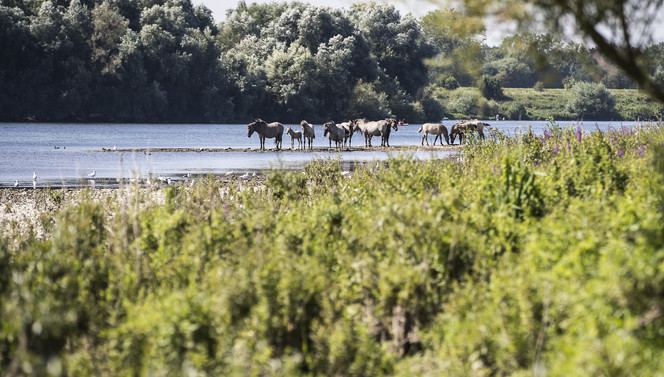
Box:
[640, 144, 645, 156]
[576, 127, 582, 142]
[491, 164, 496, 174]
[554, 143, 559, 154]
[617, 149, 624, 157]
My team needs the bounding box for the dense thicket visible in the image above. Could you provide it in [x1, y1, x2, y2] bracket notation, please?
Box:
[2, 0, 664, 123]
[2, 122, 664, 375]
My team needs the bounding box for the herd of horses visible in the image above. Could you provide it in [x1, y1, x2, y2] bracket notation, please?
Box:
[247, 118, 490, 151]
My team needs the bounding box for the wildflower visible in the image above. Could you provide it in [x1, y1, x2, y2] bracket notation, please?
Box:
[576, 126, 582, 142]
[554, 143, 559, 154]
[640, 144, 645, 156]
[491, 164, 496, 174]
[617, 149, 624, 157]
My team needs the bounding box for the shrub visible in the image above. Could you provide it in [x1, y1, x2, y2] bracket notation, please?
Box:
[534, 81, 545, 92]
[347, 80, 391, 119]
[503, 101, 528, 120]
[478, 74, 503, 100]
[566, 81, 616, 120]
[449, 90, 480, 116]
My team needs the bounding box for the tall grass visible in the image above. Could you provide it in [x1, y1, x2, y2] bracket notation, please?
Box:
[2, 121, 664, 376]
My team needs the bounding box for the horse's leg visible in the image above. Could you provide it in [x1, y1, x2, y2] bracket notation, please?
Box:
[434, 134, 440, 145]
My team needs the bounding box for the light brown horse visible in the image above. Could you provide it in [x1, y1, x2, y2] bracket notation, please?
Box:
[323, 121, 346, 150]
[247, 119, 283, 151]
[353, 118, 398, 147]
[286, 126, 303, 150]
[450, 120, 487, 144]
[338, 120, 357, 149]
[417, 123, 450, 146]
[300, 120, 316, 149]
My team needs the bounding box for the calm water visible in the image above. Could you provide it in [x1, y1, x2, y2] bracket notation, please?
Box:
[0, 120, 641, 188]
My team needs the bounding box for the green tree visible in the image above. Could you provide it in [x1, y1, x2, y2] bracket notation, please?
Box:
[478, 74, 503, 99]
[566, 81, 617, 120]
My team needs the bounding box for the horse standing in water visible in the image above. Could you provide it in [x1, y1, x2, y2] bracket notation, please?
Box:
[338, 120, 357, 149]
[286, 126, 303, 150]
[354, 118, 398, 147]
[300, 120, 316, 149]
[323, 121, 347, 150]
[418, 123, 450, 146]
[247, 119, 284, 151]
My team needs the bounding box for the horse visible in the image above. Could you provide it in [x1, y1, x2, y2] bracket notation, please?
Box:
[337, 120, 357, 149]
[417, 123, 450, 146]
[323, 121, 346, 150]
[354, 118, 398, 147]
[300, 120, 316, 149]
[286, 126, 303, 150]
[247, 119, 283, 151]
[449, 120, 488, 144]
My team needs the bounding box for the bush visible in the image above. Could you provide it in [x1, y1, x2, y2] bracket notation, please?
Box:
[420, 96, 447, 122]
[566, 81, 616, 120]
[534, 81, 545, 92]
[502, 101, 529, 120]
[478, 74, 503, 100]
[448, 90, 480, 116]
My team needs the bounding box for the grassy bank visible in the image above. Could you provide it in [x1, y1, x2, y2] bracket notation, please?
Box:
[2, 122, 664, 375]
[435, 86, 663, 121]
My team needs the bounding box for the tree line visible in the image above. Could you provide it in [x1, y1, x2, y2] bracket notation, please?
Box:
[1, 0, 663, 123]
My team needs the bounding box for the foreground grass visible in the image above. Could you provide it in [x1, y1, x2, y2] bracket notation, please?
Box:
[2, 122, 664, 376]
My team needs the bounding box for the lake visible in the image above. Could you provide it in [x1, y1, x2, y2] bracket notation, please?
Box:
[0, 120, 643, 188]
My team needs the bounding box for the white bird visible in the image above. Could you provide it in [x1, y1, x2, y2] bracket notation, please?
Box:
[32, 172, 37, 181]
[112, 145, 117, 150]
[158, 175, 166, 182]
[224, 171, 234, 177]
[88, 170, 96, 178]
[341, 171, 351, 176]
[167, 177, 172, 185]
[14, 180, 19, 188]
[189, 178, 195, 187]
[240, 172, 250, 180]
[252, 172, 257, 177]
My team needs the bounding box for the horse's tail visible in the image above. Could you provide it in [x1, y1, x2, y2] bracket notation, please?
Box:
[417, 126, 423, 133]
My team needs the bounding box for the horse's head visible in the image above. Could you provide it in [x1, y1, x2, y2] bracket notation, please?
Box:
[388, 118, 398, 131]
[286, 126, 292, 134]
[449, 122, 465, 144]
[323, 121, 335, 137]
[300, 120, 308, 127]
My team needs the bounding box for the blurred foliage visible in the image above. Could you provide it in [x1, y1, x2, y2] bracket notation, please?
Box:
[3, 121, 664, 375]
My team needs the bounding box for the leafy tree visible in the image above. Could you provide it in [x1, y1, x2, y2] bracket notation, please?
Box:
[566, 81, 616, 120]
[478, 74, 502, 99]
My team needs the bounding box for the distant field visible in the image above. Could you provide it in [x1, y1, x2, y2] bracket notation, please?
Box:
[439, 87, 662, 121]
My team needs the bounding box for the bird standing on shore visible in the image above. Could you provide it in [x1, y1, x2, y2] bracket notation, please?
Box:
[14, 180, 19, 188]
[32, 172, 37, 181]
[88, 170, 96, 178]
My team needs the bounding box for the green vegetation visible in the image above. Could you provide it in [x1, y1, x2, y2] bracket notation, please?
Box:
[2, 122, 664, 375]
[434, 87, 663, 121]
[3, 1, 664, 123]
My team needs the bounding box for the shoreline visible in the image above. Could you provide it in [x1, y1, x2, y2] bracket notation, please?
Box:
[97, 145, 464, 153]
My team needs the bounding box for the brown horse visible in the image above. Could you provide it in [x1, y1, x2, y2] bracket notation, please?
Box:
[450, 120, 488, 144]
[247, 119, 284, 151]
[337, 120, 357, 149]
